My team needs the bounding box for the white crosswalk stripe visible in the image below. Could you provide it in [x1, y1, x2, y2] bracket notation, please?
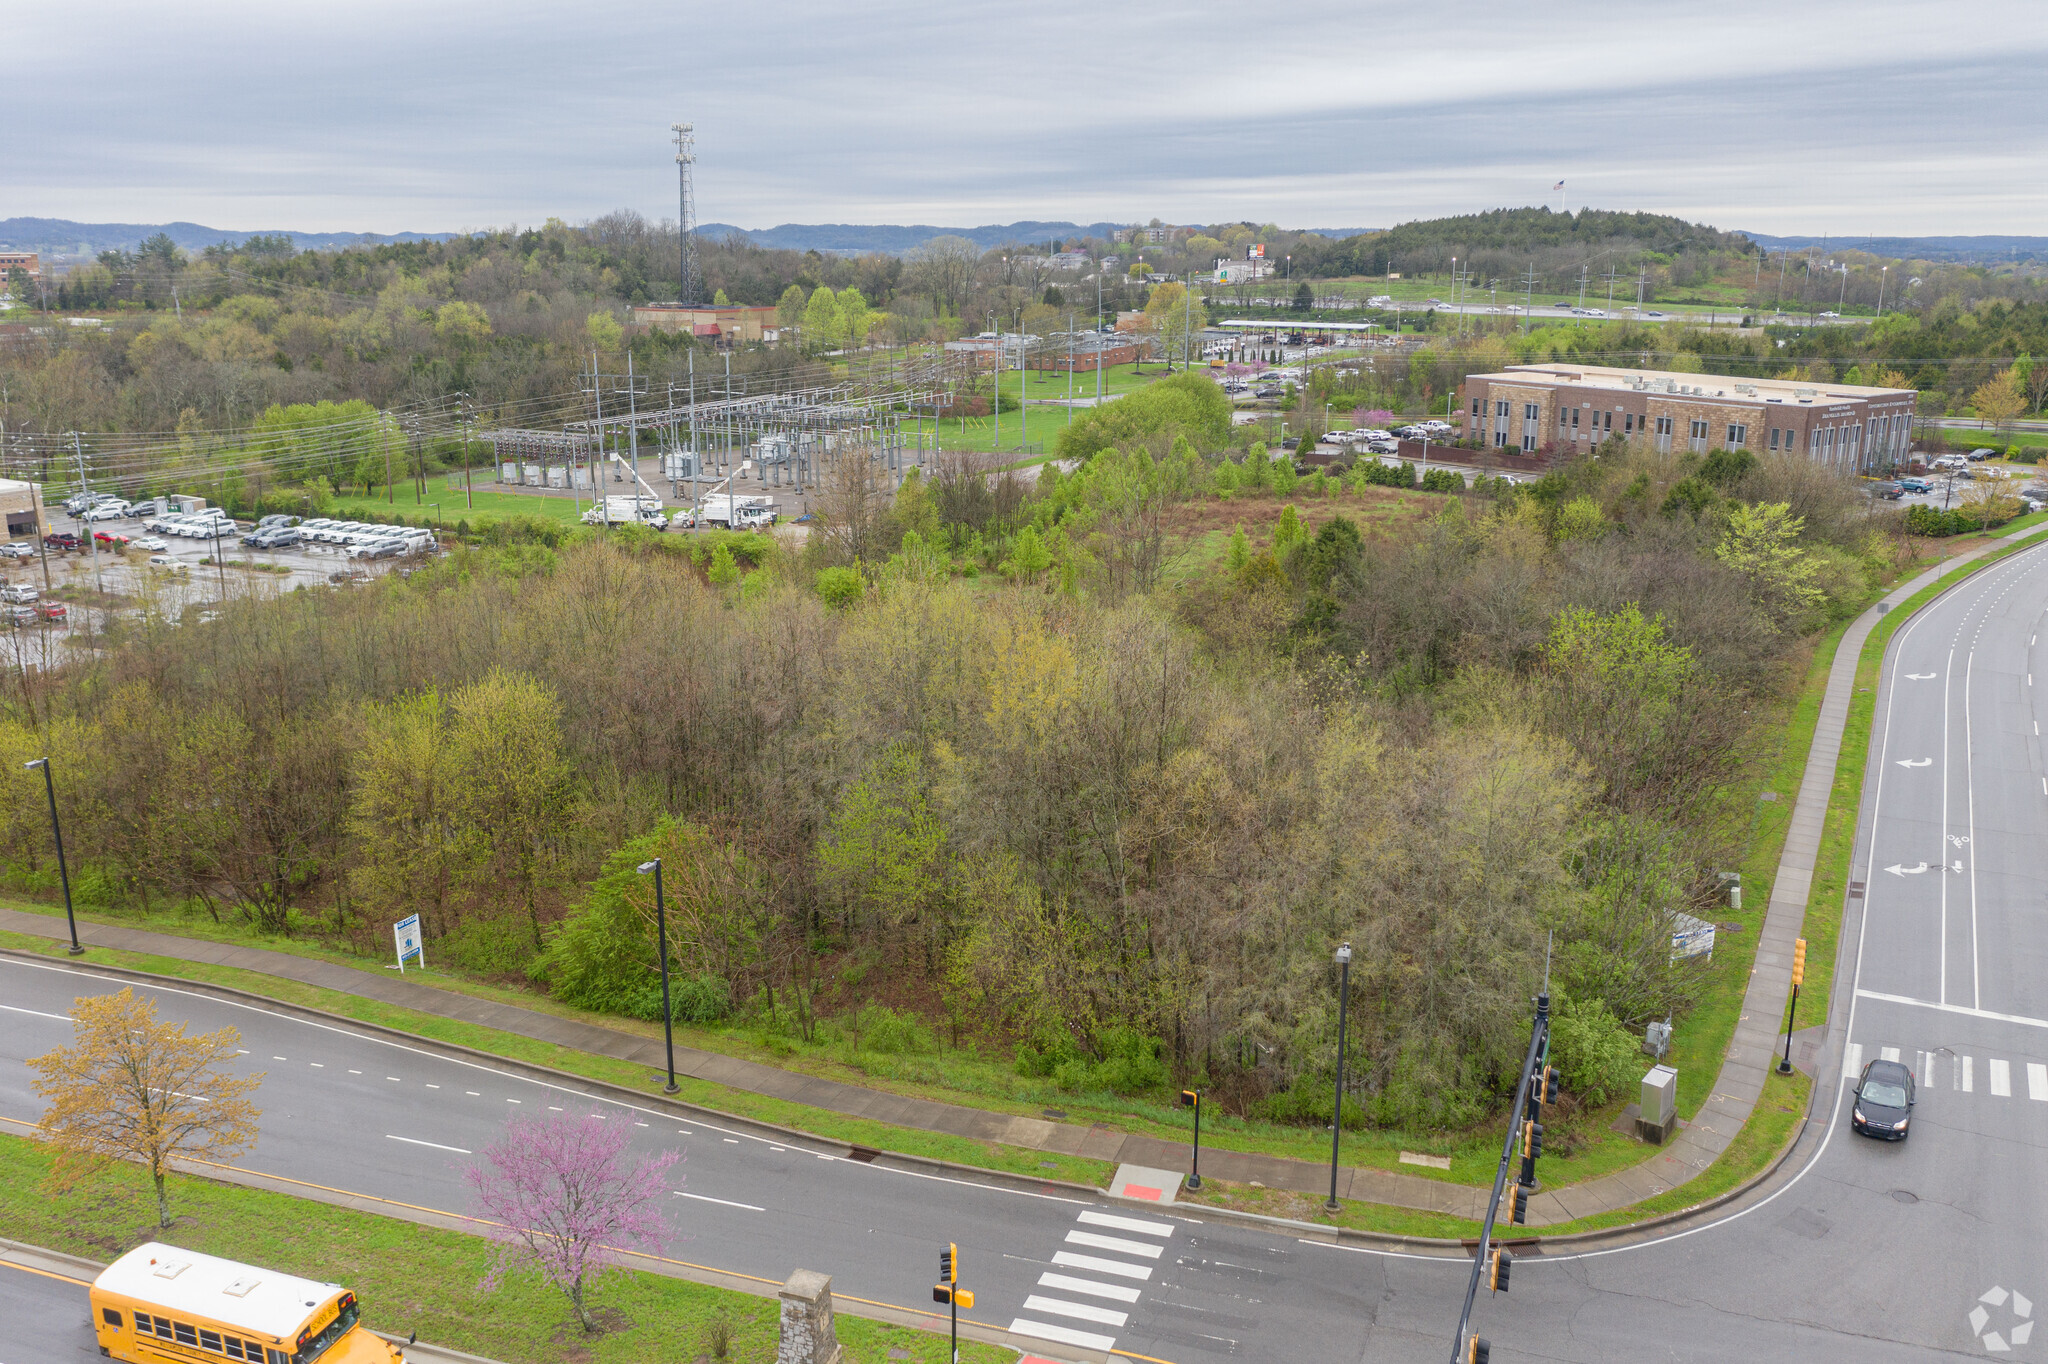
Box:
[1964, 1055, 1974, 1092]
[1842, 1042, 1863, 1079]
[1065, 1229, 1164, 1259]
[1880, 1046, 1901, 1063]
[1854, 1043, 2048, 1100]
[2030, 1064, 2048, 1101]
[1007, 1320, 1117, 1352]
[1076, 1210, 1175, 1236]
[1038, 1273, 1141, 1303]
[1991, 1059, 2012, 1097]
[1050, 1251, 1151, 1281]
[1023, 1295, 1128, 1327]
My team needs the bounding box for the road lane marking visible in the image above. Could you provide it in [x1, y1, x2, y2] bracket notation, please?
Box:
[674, 1191, 764, 1211]
[506, 1098, 520, 1103]
[1855, 989, 2048, 1030]
[1965, 1057, 1974, 1092]
[425, 1083, 438, 1088]
[1050, 1252, 1152, 1281]
[1038, 1273, 1141, 1303]
[273, 1056, 287, 1061]
[386, 1134, 471, 1154]
[1991, 1059, 2012, 1096]
[723, 1138, 739, 1144]
[1023, 1295, 1128, 1327]
[1842, 1043, 1863, 1079]
[465, 1091, 480, 1096]
[2030, 1064, 2048, 1101]
[310, 1062, 323, 1068]
[1065, 1231, 1163, 1259]
[1076, 1211, 1175, 1237]
[0, 1003, 70, 1021]
[1881, 1047, 1901, 1062]
[349, 1070, 361, 1075]
[1008, 1319, 1116, 1352]
[1966, 648, 1981, 1009]
[1943, 646, 1953, 1003]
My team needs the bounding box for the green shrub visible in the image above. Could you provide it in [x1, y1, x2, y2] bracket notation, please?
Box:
[1549, 996, 1643, 1108]
[1251, 1077, 1366, 1130]
[816, 566, 863, 608]
[1015, 1026, 1081, 1078]
[1418, 467, 1465, 493]
[435, 915, 542, 977]
[1358, 459, 1415, 488]
[855, 1004, 934, 1055]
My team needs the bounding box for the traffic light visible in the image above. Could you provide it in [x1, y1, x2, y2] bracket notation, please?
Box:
[1791, 937, 1807, 987]
[1489, 1247, 1513, 1293]
[1508, 1183, 1529, 1225]
[940, 1243, 957, 1284]
[1522, 1119, 1544, 1161]
[931, 1285, 975, 1309]
[1465, 1335, 1490, 1364]
[1536, 1065, 1558, 1104]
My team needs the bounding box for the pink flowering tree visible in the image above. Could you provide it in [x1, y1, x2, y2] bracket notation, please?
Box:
[467, 1111, 680, 1334]
[1357, 407, 1395, 427]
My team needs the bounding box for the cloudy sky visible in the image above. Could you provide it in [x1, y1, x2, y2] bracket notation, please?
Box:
[10, 0, 2047, 237]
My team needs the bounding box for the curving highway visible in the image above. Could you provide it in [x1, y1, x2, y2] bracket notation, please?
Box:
[7, 540, 2048, 1363]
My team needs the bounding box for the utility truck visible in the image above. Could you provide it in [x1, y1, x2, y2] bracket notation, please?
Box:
[697, 493, 776, 530]
[580, 495, 669, 530]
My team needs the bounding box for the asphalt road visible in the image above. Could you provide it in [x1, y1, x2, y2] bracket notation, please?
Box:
[7, 542, 2048, 1363]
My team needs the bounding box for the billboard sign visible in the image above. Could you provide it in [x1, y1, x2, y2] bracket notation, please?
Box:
[393, 914, 425, 973]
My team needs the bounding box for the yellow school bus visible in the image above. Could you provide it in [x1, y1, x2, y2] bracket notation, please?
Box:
[90, 1243, 404, 1364]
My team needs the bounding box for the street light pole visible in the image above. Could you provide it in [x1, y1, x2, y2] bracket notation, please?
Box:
[25, 757, 81, 955]
[1327, 940, 1352, 1212]
[636, 858, 680, 1094]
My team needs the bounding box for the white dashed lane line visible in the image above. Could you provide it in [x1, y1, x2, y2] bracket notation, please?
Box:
[674, 1191, 764, 1211]
[386, 1134, 472, 1154]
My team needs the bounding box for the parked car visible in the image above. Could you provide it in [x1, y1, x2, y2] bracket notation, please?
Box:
[0, 583, 38, 604]
[82, 501, 131, 521]
[43, 532, 80, 552]
[0, 543, 33, 561]
[255, 514, 302, 529]
[35, 601, 66, 621]
[1897, 477, 1933, 493]
[1870, 482, 1904, 500]
[1850, 1057, 1914, 1140]
[93, 531, 130, 547]
[1966, 448, 1998, 462]
[146, 555, 187, 572]
[136, 536, 168, 551]
[3, 605, 36, 627]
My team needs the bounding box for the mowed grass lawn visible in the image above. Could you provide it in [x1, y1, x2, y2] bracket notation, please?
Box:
[0, 1133, 1008, 1364]
[330, 488, 591, 524]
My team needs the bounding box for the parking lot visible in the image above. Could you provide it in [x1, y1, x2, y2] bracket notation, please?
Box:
[0, 507, 425, 650]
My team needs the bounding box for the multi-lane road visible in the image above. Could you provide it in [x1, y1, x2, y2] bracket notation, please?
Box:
[7, 539, 2048, 1362]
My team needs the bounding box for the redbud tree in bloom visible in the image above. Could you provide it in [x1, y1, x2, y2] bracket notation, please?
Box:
[467, 1110, 680, 1333]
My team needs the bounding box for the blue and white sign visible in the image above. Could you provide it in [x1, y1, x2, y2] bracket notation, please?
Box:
[393, 914, 425, 973]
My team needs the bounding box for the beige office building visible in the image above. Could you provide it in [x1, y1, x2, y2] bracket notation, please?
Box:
[1460, 364, 1918, 472]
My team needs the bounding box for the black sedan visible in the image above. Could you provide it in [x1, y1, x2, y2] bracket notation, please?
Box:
[1852, 1058, 1915, 1140]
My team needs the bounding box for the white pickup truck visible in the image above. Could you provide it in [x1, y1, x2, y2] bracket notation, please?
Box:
[697, 493, 776, 530]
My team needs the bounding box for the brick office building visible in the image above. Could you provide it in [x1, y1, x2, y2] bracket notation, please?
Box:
[1458, 364, 1917, 472]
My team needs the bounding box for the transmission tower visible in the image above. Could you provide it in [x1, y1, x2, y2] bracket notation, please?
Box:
[672, 122, 701, 305]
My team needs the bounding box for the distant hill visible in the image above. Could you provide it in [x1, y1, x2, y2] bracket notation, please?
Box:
[1739, 232, 2048, 264]
[1366, 207, 1745, 256]
[697, 221, 1382, 254]
[0, 217, 459, 256]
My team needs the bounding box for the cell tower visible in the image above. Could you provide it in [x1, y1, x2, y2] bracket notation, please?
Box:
[672, 122, 700, 305]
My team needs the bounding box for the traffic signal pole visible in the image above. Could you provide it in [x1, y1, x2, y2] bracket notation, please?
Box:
[1452, 992, 1550, 1364]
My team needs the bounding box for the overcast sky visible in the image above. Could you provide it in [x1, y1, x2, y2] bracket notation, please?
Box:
[9, 0, 2046, 238]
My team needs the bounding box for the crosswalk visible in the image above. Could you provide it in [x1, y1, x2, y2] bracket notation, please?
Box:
[1009, 1207, 1174, 1354]
[1845, 1041, 2048, 1101]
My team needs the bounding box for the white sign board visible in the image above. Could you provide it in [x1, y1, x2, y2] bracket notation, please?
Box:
[393, 914, 424, 973]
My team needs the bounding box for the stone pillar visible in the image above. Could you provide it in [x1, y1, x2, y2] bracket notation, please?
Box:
[777, 1269, 842, 1364]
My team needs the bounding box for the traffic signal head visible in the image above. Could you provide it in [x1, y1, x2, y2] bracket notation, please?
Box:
[1490, 1247, 1513, 1293]
[954, 1289, 974, 1310]
[1538, 1065, 1559, 1104]
[940, 1243, 957, 1284]
[1180, 1089, 1199, 1109]
[1508, 1183, 1529, 1225]
[1465, 1335, 1490, 1364]
[1522, 1120, 1544, 1160]
[1791, 937, 1808, 987]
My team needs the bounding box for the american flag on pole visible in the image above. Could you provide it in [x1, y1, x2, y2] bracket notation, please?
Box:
[1553, 180, 1565, 190]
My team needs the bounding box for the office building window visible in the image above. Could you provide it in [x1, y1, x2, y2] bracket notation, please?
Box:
[1654, 415, 1674, 450]
[1522, 431, 1537, 452]
[1472, 397, 1483, 418]
[1688, 418, 1709, 453]
[1770, 427, 1780, 450]
[1495, 400, 1510, 418]
[1560, 409, 1570, 431]
[1624, 413, 1635, 433]
[1524, 403, 1539, 421]
[1727, 424, 1747, 447]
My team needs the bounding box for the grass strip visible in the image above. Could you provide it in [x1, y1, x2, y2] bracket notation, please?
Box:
[0, 1132, 1008, 1364]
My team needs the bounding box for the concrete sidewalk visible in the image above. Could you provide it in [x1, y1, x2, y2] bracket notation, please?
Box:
[4, 532, 2029, 1227]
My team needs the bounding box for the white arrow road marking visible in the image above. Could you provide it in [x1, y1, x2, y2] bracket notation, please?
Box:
[1906, 672, 1936, 679]
[1897, 757, 1933, 768]
[1886, 863, 1930, 875]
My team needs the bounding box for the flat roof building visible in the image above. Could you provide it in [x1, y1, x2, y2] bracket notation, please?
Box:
[1459, 363, 1917, 472]
[628, 303, 778, 347]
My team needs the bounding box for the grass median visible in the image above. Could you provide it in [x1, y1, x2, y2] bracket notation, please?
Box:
[0, 1132, 1008, 1364]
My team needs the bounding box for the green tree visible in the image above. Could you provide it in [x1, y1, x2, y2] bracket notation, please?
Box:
[1716, 501, 1822, 627]
[707, 542, 740, 586]
[803, 286, 840, 353]
[1273, 504, 1305, 553]
[999, 525, 1054, 583]
[444, 669, 576, 949]
[1225, 523, 1251, 571]
[712, 288, 731, 306]
[816, 565, 863, 608]
[1972, 367, 2026, 433]
[1143, 281, 1209, 368]
[586, 310, 623, 351]
[1292, 282, 1312, 311]
[348, 690, 463, 939]
[1270, 447, 1299, 496]
[775, 283, 808, 331]
[817, 747, 948, 933]
[838, 287, 871, 351]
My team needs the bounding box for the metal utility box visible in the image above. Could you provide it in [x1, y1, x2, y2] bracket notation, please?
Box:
[1636, 1065, 1678, 1145]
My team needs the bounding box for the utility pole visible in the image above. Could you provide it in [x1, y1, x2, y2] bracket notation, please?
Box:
[1520, 262, 1539, 333]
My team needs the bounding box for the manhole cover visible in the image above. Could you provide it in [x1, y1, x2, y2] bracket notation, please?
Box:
[1891, 1189, 1919, 1204]
[1041, 1108, 1067, 1119]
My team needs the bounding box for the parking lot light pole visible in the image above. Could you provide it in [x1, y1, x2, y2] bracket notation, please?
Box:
[25, 757, 81, 955]
[636, 858, 680, 1093]
[1327, 940, 1352, 1212]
